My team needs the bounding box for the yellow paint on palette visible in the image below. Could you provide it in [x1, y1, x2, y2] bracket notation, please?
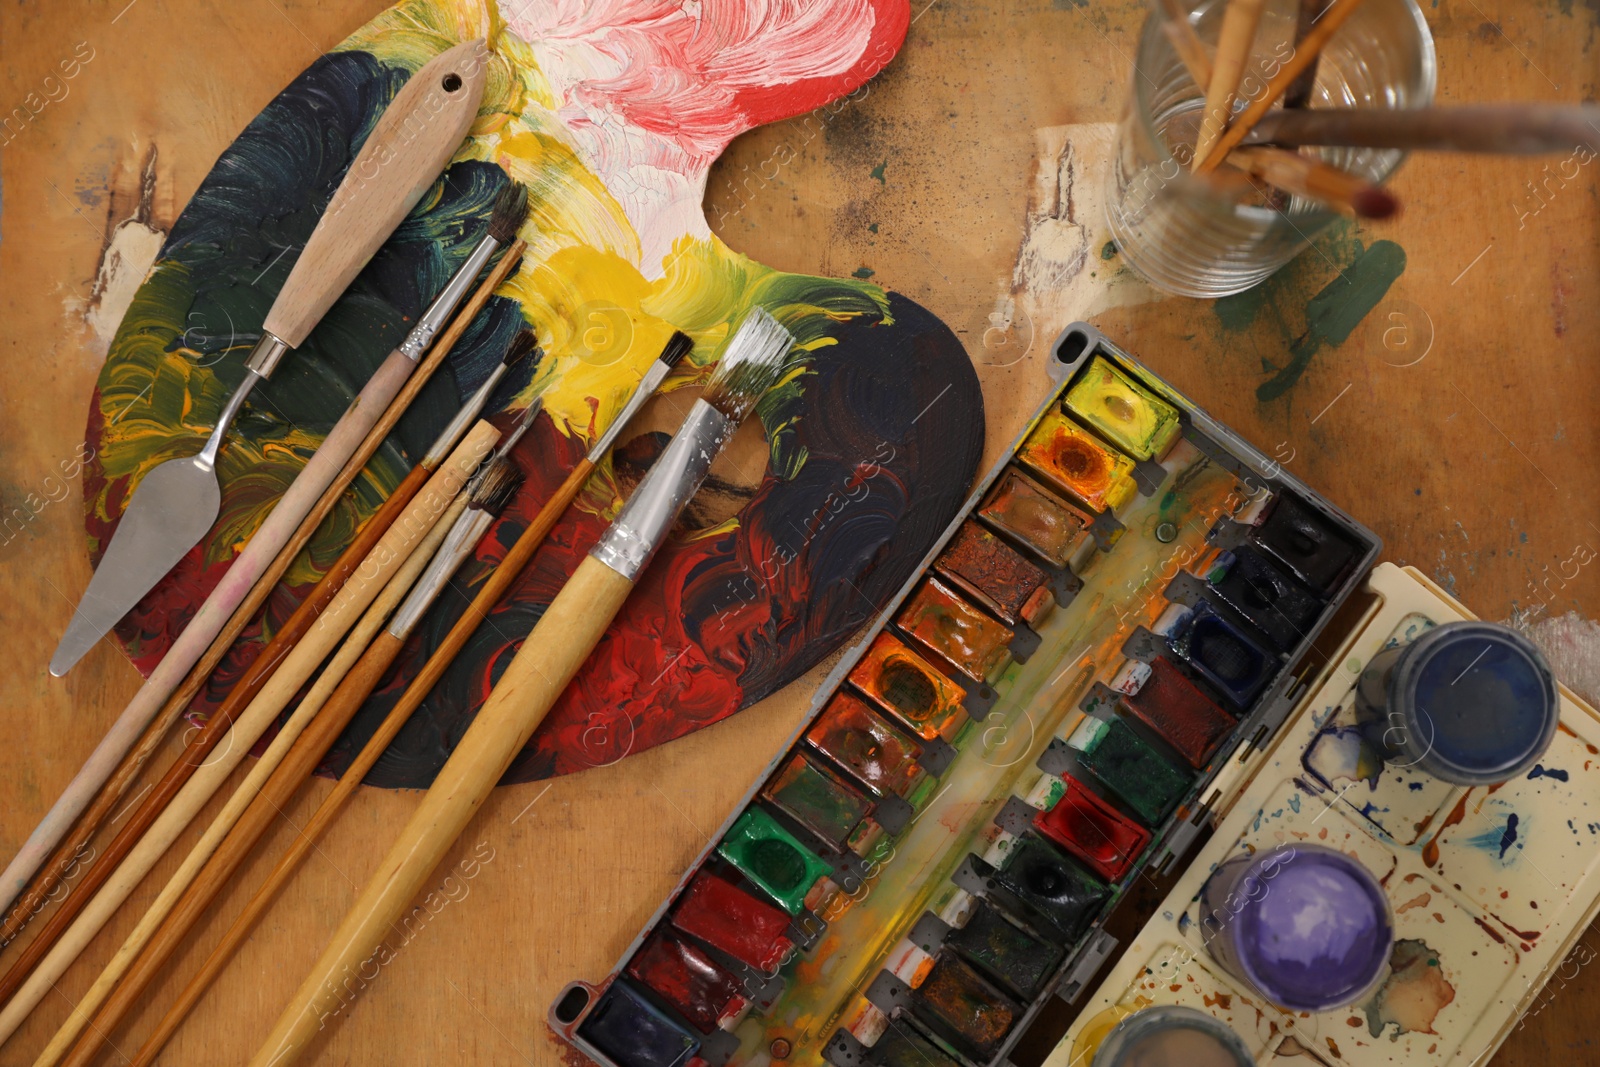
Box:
[1064, 357, 1181, 461]
[1018, 409, 1138, 514]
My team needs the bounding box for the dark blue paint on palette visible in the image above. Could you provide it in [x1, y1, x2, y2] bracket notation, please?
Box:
[1167, 601, 1277, 708]
[577, 981, 700, 1067]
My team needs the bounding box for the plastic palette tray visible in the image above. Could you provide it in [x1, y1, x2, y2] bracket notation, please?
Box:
[1046, 563, 1600, 1067]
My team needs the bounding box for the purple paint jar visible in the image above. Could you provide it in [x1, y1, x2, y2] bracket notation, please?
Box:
[1198, 843, 1393, 1013]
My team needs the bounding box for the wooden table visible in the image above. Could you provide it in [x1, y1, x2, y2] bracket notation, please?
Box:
[2, 1, 1596, 1063]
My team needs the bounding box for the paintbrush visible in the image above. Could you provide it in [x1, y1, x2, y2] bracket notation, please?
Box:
[0, 209, 530, 954]
[1191, 0, 1266, 171]
[1235, 104, 1600, 154]
[0, 335, 536, 1020]
[0, 188, 525, 944]
[124, 332, 693, 1065]
[46, 460, 526, 1067]
[249, 310, 793, 1067]
[51, 40, 489, 677]
[1229, 146, 1398, 218]
[0, 424, 500, 1048]
[1197, 0, 1368, 173]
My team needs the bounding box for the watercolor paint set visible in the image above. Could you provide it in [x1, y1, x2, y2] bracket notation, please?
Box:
[1048, 562, 1600, 1067]
[547, 321, 1390, 1067]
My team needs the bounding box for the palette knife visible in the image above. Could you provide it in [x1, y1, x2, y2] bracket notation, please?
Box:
[50, 39, 488, 676]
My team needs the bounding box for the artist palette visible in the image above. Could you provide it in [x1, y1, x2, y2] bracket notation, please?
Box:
[1047, 563, 1600, 1067]
[549, 324, 1381, 1067]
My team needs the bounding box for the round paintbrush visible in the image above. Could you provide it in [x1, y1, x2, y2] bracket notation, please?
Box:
[250, 310, 793, 1067]
[0, 182, 530, 958]
[49, 460, 526, 1067]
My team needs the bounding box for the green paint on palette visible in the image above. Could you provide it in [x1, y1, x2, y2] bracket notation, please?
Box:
[763, 753, 873, 848]
[717, 808, 834, 915]
[947, 901, 1063, 998]
[1257, 240, 1405, 401]
[1067, 717, 1191, 825]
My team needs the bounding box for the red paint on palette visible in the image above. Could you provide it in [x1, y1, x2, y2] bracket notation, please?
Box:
[1032, 775, 1151, 881]
[670, 870, 794, 973]
[627, 931, 749, 1033]
[1123, 656, 1236, 768]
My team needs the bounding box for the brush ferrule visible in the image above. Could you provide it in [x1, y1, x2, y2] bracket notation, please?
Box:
[243, 333, 292, 378]
[590, 399, 732, 582]
[399, 235, 502, 361]
[422, 362, 509, 468]
[585, 357, 675, 465]
[388, 505, 498, 639]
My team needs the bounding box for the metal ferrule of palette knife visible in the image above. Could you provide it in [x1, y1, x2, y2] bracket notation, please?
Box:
[589, 400, 733, 583]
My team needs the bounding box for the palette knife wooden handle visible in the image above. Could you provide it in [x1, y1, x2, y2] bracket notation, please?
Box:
[253, 38, 488, 366]
[249, 554, 633, 1067]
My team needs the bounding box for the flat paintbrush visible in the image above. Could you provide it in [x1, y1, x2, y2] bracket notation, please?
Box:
[49, 460, 526, 1067]
[250, 309, 794, 1067]
[127, 331, 693, 1064]
[0, 215, 530, 953]
[0, 423, 502, 1049]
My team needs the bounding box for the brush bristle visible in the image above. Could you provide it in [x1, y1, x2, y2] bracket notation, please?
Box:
[470, 456, 524, 514]
[502, 330, 541, 369]
[487, 182, 531, 243]
[700, 309, 794, 423]
[658, 331, 695, 370]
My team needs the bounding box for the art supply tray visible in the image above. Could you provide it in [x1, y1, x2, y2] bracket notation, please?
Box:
[548, 323, 1382, 1067]
[1044, 562, 1600, 1067]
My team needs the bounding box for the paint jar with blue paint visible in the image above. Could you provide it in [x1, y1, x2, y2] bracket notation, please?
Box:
[1090, 1005, 1254, 1067]
[1198, 843, 1393, 1014]
[1354, 621, 1558, 786]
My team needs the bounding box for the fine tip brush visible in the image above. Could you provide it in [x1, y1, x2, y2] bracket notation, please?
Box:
[51, 458, 527, 1067]
[127, 332, 686, 1065]
[0, 328, 539, 1038]
[249, 309, 794, 1067]
[0, 164, 526, 936]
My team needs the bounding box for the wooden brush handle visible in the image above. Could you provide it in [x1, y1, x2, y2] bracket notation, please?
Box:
[57, 631, 411, 1067]
[135, 457, 595, 1063]
[263, 40, 486, 348]
[0, 428, 495, 1047]
[251, 554, 634, 1067]
[1197, 0, 1367, 173]
[42, 501, 454, 1067]
[0, 229, 522, 948]
[0, 463, 426, 954]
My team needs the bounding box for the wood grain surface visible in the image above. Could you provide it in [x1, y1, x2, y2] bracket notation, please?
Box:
[1, 2, 1596, 1065]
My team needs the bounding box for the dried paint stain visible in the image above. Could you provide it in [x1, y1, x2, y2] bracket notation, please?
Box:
[1360, 938, 1456, 1040]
